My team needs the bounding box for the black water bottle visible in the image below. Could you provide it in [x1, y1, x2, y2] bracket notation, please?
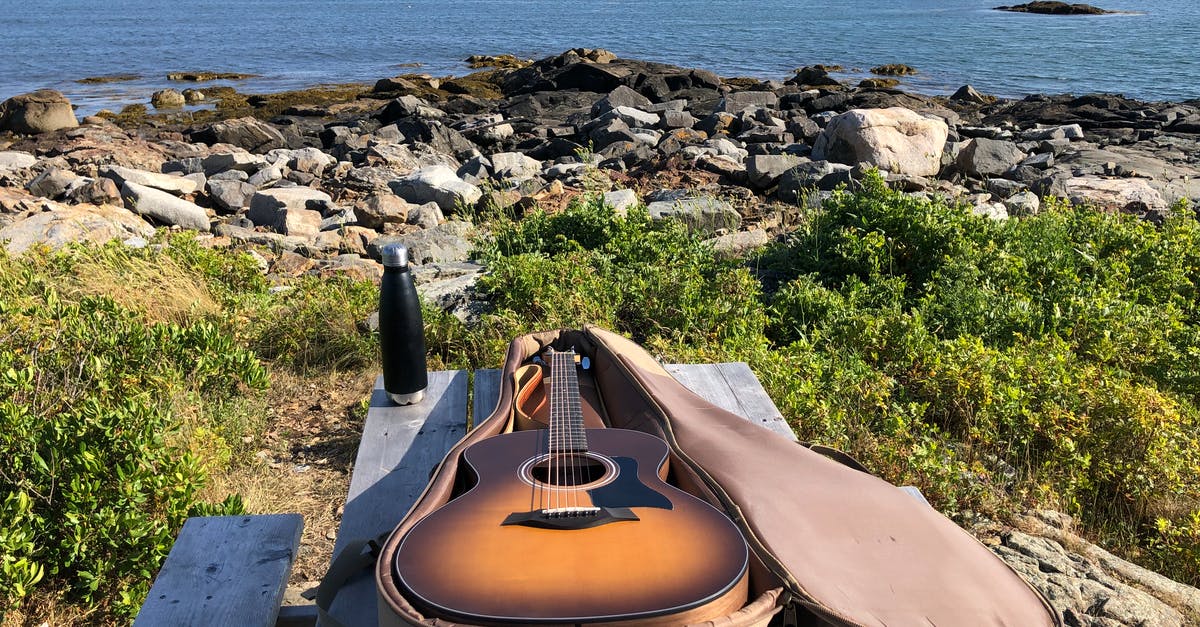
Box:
[379, 244, 427, 405]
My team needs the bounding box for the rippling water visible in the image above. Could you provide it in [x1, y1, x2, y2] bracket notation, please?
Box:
[1, 0, 1197, 115]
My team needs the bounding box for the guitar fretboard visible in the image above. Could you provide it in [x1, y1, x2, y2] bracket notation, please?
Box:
[549, 349, 588, 453]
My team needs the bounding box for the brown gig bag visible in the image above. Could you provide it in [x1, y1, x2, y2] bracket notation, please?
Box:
[373, 326, 1062, 627]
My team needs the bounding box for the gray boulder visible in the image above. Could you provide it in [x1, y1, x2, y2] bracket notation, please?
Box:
[602, 188, 639, 215]
[812, 108, 948, 176]
[412, 262, 485, 321]
[608, 106, 660, 129]
[1020, 124, 1085, 141]
[193, 117, 286, 153]
[206, 179, 257, 212]
[209, 169, 250, 182]
[66, 177, 122, 205]
[288, 147, 336, 176]
[389, 165, 482, 213]
[957, 138, 1028, 178]
[201, 151, 264, 175]
[646, 195, 740, 234]
[717, 91, 779, 114]
[151, 89, 186, 109]
[247, 187, 332, 237]
[985, 177, 1028, 199]
[120, 181, 210, 231]
[777, 161, 854, 202]
[100, 165, 198, 196]
[0, 90, 78, 134]
[489, 152, 542, 180]
[591, 85, 653, 117]
[320, 208, 357, 232]
[1004, 191, 1041, 216]
[661, 110, 697, 129]
[407, 202, 444, 229]
[950, 85, 987, 105]
[369, 221, 473, 264]
[27, 168, 80, 200]
[706, 229, 770, 255]
[746, 154, 807, 189]
[247, 165, 284, 189]
[1060, 176, 1169, 213]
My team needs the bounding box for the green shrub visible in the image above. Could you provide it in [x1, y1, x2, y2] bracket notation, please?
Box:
[760, 172, 1200, 582]
[476, 195, 767, 357]
[0, 246, 263, 618]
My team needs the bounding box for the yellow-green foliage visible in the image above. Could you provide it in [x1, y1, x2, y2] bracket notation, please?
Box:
[756, 175, 1200, 583]
[0, 241, 267, 618]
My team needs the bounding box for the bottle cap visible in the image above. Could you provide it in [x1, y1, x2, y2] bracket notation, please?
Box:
[381, 244, 409, 268]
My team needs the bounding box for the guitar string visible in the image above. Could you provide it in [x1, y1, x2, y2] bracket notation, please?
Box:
[554, 350, 559, 513]
[551, 349, 558, 514]
[569, 350, 580, 510]
[569, 350, 580, 509]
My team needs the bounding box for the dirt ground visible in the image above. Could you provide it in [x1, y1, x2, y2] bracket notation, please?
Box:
[204, 368, 379, 606]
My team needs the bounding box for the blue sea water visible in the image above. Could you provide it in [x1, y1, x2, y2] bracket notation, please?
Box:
[1, 0, 1197, 116]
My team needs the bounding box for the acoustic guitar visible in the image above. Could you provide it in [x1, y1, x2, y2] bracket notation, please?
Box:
[391, 349, 749, 625]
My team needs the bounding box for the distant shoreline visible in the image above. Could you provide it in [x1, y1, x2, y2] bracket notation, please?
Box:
[35, 56, 1197, 121]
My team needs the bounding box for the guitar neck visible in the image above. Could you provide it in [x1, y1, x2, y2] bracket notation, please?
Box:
[549, 349, 588, 453]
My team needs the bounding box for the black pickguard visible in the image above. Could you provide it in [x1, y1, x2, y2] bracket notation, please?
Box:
[587, 456, 673, 510]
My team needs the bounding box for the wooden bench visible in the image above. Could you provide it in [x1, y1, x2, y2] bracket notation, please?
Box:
[135, 514, 303, 627]
[138, 362, 922, 625]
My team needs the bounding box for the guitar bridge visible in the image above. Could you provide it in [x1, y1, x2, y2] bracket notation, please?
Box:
[502, 507, 639, 530]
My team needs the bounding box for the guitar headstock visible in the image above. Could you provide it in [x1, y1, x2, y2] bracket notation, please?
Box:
[537, 347, 590, 370]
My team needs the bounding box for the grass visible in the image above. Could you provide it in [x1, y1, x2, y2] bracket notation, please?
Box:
[2, 177, 1199, 623]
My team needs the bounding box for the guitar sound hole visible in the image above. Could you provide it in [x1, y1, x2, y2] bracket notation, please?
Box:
[531, 454, 608, 486]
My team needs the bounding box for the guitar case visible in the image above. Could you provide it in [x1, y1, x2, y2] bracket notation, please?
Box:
[373, 326, 1062, 627]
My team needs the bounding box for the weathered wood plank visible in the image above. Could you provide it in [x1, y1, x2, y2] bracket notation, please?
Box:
[276, 604, 318, 627]
[715, 362, 795, 440]
[472, 368, 501, 429]
[135, 514, 302, 627]
[900, 486, 931, 507]
[324, 370, 468, 627]
[663, 363, 745, 416]
[666, 363, 798, 441]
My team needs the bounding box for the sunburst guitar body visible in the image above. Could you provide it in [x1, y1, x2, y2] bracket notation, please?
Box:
[391, 350, 749, 625]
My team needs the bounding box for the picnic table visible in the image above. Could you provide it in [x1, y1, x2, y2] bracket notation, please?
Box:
[137, 362, 917, 626]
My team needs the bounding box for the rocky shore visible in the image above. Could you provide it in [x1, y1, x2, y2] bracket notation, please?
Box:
[2, 49, 1199, 625]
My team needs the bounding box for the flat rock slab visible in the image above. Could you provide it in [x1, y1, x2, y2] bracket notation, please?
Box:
[389, 165, 482, 213]
[121, 181, 210, 231]
[646, 195, 741, 234]
[0, 203, 153, 254]
[101, 164, 198, 196]
[247, 187, 332, 237]
[369, 221, 473, 264]
[0, 151, 37, 172]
